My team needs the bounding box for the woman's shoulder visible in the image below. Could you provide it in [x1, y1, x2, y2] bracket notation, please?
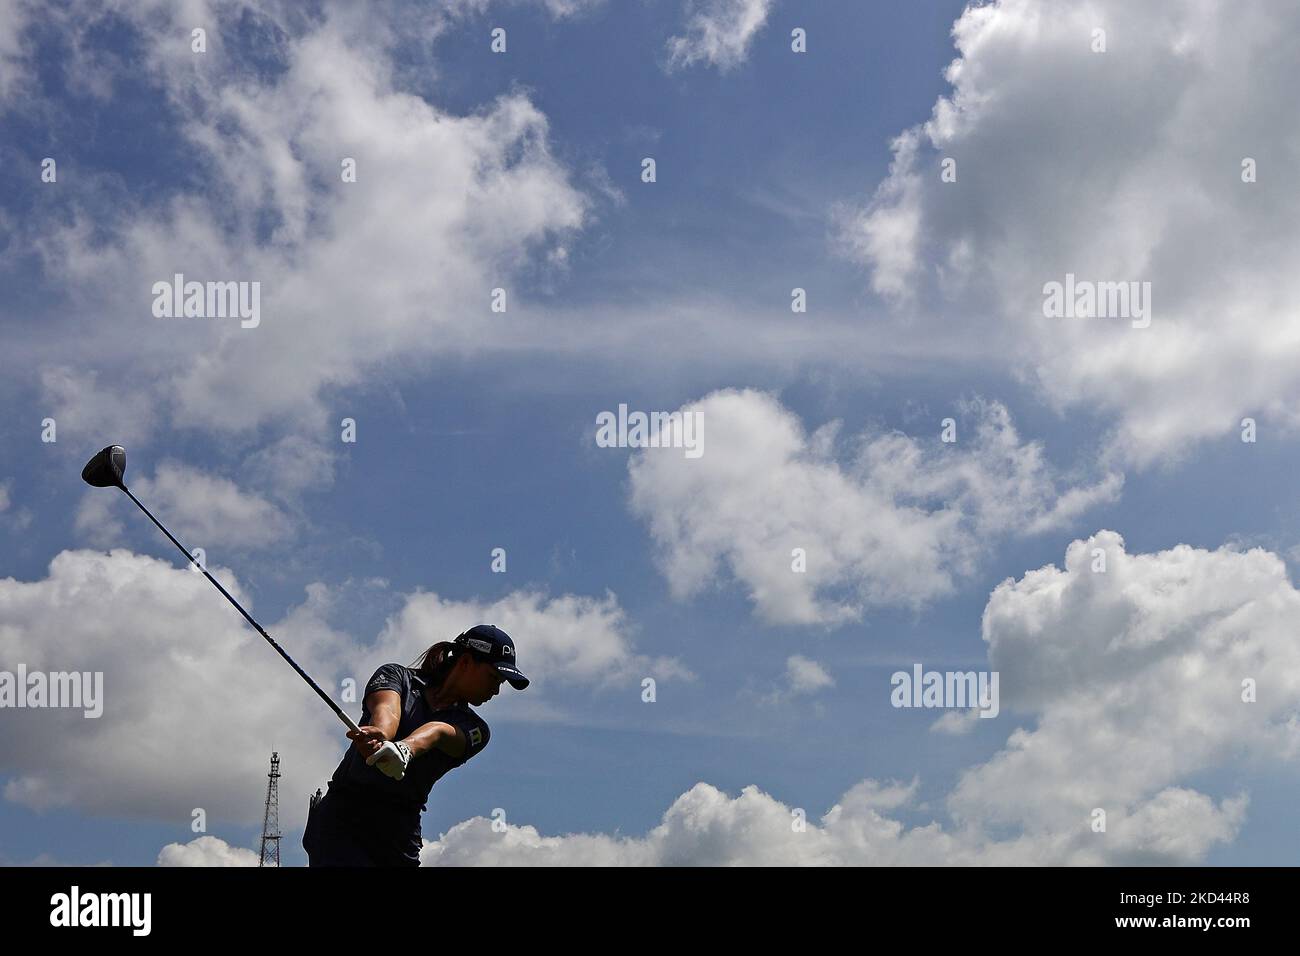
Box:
[435, 702, 490, 737]
[455, 702, 489, 726]
[365, 662, 415, 695]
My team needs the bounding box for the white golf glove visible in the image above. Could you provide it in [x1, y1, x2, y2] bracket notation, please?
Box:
[366, 740, 412, 780]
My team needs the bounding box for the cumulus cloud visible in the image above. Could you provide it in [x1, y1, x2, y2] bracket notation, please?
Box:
[74, 460, 296, 552]
[13, 534, 1284, 865]
[628, 388, 1119, 624]
[369, 588, 692, 710]
[9, 0, 593, 442]
[954, 530, 1300, 840]
[0, 549, 347, 820]
[157, 835, 259, 867]
[665, 0, 773, 73]
[0, 548, 666, 826]
[423, 532, 1297, 865]
[833, 0, 1300, 466]
[421, 778, 1244, 866]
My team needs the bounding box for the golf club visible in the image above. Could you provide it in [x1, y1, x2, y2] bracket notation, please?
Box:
[80, 444, 361, 735]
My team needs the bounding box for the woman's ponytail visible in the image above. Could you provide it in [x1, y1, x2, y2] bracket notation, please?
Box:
[411, 641, 459, 694]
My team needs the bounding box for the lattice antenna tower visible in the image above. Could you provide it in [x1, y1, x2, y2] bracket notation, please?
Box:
[259, 751, 281, 867]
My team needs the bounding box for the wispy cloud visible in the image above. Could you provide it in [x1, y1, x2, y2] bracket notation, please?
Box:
[664, 0, 774, 74]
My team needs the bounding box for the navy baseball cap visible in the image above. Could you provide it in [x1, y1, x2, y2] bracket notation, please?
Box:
[455, 624, 529, 690]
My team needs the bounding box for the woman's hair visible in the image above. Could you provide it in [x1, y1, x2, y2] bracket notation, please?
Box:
[410, 641, 461, 694]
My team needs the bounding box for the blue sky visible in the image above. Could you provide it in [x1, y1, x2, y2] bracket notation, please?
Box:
[2, 0, 1300, 866]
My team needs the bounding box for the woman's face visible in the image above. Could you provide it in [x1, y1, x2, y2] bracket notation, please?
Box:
[464, 655, 506, 705]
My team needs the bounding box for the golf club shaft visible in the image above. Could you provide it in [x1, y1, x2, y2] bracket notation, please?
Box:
[120, 486, 362, 735]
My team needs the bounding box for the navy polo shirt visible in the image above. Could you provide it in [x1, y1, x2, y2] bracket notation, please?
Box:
[329, 662, 491, 812]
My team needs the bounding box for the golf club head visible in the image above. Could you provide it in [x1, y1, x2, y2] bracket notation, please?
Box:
[81, 445, 128, 489]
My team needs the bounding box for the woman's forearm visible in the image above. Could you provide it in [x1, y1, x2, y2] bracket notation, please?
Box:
[399, 720, 465, 760]
[362, 690, 402, 741]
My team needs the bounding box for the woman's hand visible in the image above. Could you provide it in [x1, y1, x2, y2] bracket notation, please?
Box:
[347, 725, 388, 760]
[366, 740, 412, 780]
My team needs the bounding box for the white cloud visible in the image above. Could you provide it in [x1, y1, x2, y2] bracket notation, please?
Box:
[15, 0, 593, 441]
[74, 460, 296, 552]
[157, 835, 260, 866]
[38, 365, 160, 451]
[665, 0, 773, 73]
[744, 653, 834, 707]
[0, 0, 29, 102]
[1, 0, 601, 112]
[0, 549, 348, 820]
[11, 533, 1282, 865]
[784, 654, 832, 694]
[954, 530, 1300, 839]
[516, 0, 605, 17]
[370, 588, 692, 708]
[241, 434, 338, 503]
[423, 532, 1298, 864]
[440, 0, 605, 20]
[421, 778, 1245, 866]
[0, 547, 672, 824]
[929, 707, 981, 736]
[0, 481, 34, 535]
[627, 388, 1119, 624]
[833, 0, 1300, 466]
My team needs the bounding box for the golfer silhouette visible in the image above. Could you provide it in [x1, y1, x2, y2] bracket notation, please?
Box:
[303, 625, 528, 866]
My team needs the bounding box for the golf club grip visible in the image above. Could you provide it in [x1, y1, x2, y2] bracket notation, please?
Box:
[120, 487, 362, 735]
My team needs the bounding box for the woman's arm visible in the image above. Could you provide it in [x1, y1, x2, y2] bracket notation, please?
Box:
[347, 689, 469, 767]
[345, 689, 403, 760]
[399, 720, 468, 761]
[364, 688, 402, 739]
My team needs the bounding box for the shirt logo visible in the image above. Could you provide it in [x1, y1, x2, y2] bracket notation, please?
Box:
[468, 727, 483, 748]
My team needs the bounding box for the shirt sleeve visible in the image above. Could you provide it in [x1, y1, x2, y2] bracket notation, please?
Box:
[442, 709, 490, 765]
[364, 663, 409, 699]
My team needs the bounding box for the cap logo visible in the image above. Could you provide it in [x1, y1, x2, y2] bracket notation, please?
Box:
[466, 638, 494, 655]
